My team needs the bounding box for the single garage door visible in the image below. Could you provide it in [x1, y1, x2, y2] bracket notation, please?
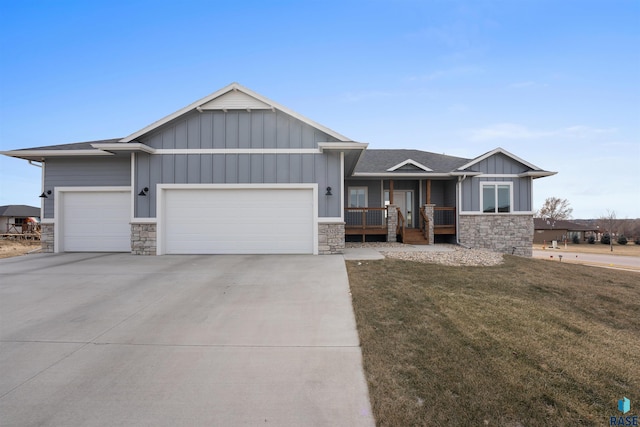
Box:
[163, 188, 315, 254]
[61, 191, 130, 252]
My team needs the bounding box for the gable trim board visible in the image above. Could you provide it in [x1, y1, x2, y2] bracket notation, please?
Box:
[121, 82, 352, 144]
[54, 187, 131, 252]
[386, 159, 433, 172]
[155, 184, 318, 255]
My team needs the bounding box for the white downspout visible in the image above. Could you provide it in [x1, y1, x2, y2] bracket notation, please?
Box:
[456, 175, 469, 247]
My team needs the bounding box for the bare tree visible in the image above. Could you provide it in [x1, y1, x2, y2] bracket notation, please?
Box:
[599, 210, 617, 252]
[536, 197, 573, 220]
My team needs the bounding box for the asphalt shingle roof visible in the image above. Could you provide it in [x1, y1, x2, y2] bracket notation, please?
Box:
[354, 149, 471, 174]
[0, 205, 40, 217]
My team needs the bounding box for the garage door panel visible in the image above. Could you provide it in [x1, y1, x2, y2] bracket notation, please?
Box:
[62, 191, 130, 252]
[164, 188, 314, 254]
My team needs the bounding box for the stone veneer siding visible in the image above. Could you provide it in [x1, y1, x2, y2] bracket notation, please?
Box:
[40, 223, 54, 253]
[459, 214, 533, 257]
[318, 222, 345, 255]
[386, 205, 398, 243]
[131, 223, 157, 255]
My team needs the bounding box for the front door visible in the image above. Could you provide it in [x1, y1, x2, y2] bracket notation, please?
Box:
[385, 190, 414, 228]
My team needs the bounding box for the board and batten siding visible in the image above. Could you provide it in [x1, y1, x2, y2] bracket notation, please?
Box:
[459, 153, 535, 213]
[461, 176, 532, 212]
[136, 153, 342, 218]
[140, 110, 339, 150]
[133, 108, 344, 219]
[43, 157, 131, 218]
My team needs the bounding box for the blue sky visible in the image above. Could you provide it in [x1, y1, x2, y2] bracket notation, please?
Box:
[1, 0, 639, 218]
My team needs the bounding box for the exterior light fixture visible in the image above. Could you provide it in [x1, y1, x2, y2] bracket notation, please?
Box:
[138, 187, 149, 196]
[39, 190, 52, 198]
[325, 186, 332, 196]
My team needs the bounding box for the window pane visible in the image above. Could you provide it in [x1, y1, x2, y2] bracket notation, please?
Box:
[497, 185, 510, 213]
[350, 189, 359, 207]
[358, 190, 366, 207]
[482, 185, 496, 213]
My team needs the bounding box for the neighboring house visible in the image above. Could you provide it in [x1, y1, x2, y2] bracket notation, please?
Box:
[1, 83, 555, 256]
[0, 205, 40, 234]
[533, 218, 598, 244]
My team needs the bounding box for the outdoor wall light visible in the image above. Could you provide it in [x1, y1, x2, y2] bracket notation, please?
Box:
[325, 186, 332, 196]
[39, 190, 52, 198]
[138, 187, 149, 196]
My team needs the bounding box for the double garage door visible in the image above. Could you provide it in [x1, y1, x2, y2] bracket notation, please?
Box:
[161, 187, 315, 254]
[58, 187, 315, 254]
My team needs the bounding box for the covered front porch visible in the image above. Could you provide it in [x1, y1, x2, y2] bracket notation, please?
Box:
[344, 178, 457, 244]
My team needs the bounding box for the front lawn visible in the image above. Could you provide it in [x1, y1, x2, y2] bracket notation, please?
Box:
[347, 256, 640, 426]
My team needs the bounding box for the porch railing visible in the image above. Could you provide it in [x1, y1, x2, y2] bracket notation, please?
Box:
[344, 207, 387, 229]
[434, 207, 456, 227]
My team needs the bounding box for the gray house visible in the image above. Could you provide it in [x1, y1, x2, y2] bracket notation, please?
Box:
[2, 83, 555, 256]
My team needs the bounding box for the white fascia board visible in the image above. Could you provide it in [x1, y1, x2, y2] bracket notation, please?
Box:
[518, 171, 557, 178]
[352, 172, 454, 178]
[154, 148, 321, 155]
[457, 147, 542, 171]
[157, 183, 318, 191]
[317, 142, 368, 151]
[449, 171, 482, 176]
[1, 150, 114, 160]
[91, 142, 156, 154]
[121, 82, 353, 143]
[386, 159, 433, 172]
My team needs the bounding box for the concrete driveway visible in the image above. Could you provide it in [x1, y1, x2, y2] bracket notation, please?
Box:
[0, 253, 374, 426]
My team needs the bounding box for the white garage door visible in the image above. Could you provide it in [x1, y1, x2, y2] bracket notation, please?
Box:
[61, 191, 130, 252]
[163, 188, 315, 254]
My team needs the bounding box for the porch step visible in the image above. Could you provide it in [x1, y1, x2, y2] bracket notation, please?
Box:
[401, 228, 430, 245]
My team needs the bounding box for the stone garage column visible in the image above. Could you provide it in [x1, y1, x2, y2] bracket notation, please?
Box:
[131, 222, 157, 255]
[387, 205, 398, 242]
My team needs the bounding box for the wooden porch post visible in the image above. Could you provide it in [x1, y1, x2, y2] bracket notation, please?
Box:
[389, 179, 394, 204]
[426, 179, 431, 205]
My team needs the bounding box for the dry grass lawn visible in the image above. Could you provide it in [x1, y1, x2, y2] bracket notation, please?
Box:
[347, 256, 640, 426]
[0, 239, 41, 259]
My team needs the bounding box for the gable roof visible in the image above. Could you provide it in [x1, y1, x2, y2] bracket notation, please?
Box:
[120, 82, 353, 143]
[353, 149, 471, 176]
[0, 205, 40, 217]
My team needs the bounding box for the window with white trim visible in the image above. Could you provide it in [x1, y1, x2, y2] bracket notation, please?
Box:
[348, 187, 368, 207]
[481, 182, 512, 213]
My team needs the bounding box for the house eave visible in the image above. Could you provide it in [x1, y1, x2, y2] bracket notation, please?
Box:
[91, 142, 156, 154]
[519, 171, 557, 178]
[0, 149, 114, 161]
[351, 172, 458, 178]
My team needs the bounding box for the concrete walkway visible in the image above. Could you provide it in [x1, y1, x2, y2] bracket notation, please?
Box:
[0, 253, 374, 426]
